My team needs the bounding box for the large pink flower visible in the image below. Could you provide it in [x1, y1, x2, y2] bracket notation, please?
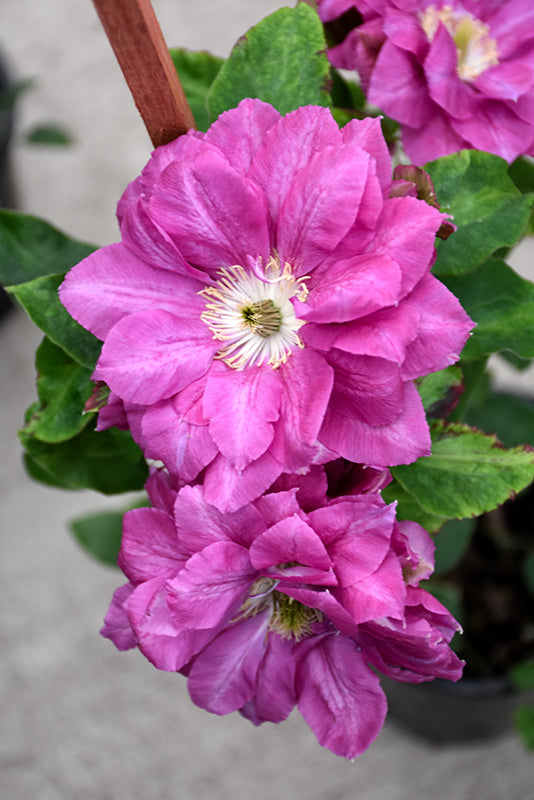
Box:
[60, 99, 472, 511]
[101, 468, 463, 759]
[319, 0, 534, 162]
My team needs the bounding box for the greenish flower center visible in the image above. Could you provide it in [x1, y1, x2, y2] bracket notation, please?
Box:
[238, 578, 322, 640]
[241, 299, 283, 338]
[269, 591, 322, 640]
[421, 4, 499, 81]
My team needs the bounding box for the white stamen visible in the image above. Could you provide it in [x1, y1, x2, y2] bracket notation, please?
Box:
[200, 257, 308, 370]
[421, 4, 499, 81]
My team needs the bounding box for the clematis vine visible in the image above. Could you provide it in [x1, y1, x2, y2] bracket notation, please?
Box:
[60, 98, 473, 512]
[102, 468, 463, 760]
[319, 0, 534, 163]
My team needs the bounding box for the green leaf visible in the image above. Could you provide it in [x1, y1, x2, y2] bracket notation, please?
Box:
[207, 3, 330, 120]
[22, 452, 72, 489]
[391, 421, 534, 519]
[416, 365, 463, 417]
[425, 151, 533, 276]
[464, 391, 534, 449]
[433, 517, 475, 574]
[523, 552, 534, 596]
[509, 157, 534, 236]
[25, 123, 74, 146]
[444, 258, 534, 361]
[330, 68, 365, 112]
[19, 423, 148, 495]
[24, 337, 94, 443]
[70, 510, 124, 566]
[0, 209, 95, 287]
[169, 48, 223, 132]
[381, 479, 446, 533]
[9, 274, 101, 368]
[514, 705, 534, 750]
[511, 660, 534, 692]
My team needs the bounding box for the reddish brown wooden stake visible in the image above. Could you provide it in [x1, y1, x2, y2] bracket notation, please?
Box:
[92, 0, 196, 147]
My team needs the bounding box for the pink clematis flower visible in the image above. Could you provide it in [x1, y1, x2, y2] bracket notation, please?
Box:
[319, 0, 534, 163]
[101, 468, 463, 759]
[60, 99, 473, 511]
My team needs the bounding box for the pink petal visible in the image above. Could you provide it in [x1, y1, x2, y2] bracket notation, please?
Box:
[402, 110, 469, 163]
[320, 379, 431, 466]
[368, 40, 435, 126]
[187, 611, 270, 714]
[452, 98, 534, 162]
[366, 196, 443, 295]
[166, 541, 256, 631]
[119, 507, 186, 584]
[248, 105, 342, 240]
[269, 350, 334, 473]
[150, 147, 271, 270]
[94, 310, 217, 405]
[326, 350, 405, 427]
[342, 116, 393, 198]
[400, 274, 474, 380]
[203, 363, 282, 471]
[326, 300, 420, 363]
[335, 549, 406, 623]
[240, 633, 297, 724]
[296, 633, 388, 759]
[202, 450, 283, 513]
[424, 23, 475, 119]
[173, 484, 266, 553]
[126, 578, 212, 672]
[475, 61, 534, 101]
[249, 515, 333, 577]
[59, 243, 204, 340]
[308, 498, 397, 585]
[141, 400, 217, 484]
[276, 144, 372, 271]
[204, 98, 281, 173]
[298, 253, 402, 323]
[100, 583, 136, 651]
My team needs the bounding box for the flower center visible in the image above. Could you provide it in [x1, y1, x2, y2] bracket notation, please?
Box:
[238, 578, 322, 640]
[421, 4, 499, 81]
[269, 591, 322, 640]
[199, 257, 308, 370]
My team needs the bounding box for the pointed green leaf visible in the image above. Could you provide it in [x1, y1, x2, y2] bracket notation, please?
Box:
[22, 452, 72, 489]
[509, 157, 534, 236]
[444, 258, 534, 360]
[207, 4, 330, 120]
[169, 48, 223, 132]
[416, 365, 463, 417]
[70, 511, 124, 566]
[433, 518, 475, 574]
[425, 151, 533, 276]
[391, 421, 534, 519]
[26, 123, 74, 146]
[25, 337, 94, 443]
[514, 706, 534, 750]
[0, 209, 95, 287]
[19, 423, 148, 495]
[9, 273, 101, 368]
[464, 390, 534, 449]
[381, 479, 446, 533]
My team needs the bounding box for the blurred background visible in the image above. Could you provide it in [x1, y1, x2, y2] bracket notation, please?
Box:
[1, 2, 533, 798]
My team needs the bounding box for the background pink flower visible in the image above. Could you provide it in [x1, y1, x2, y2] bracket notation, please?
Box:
[101, 469, 463, 759]
[60, 99, 473, 511]
[320, 0, 534, 163]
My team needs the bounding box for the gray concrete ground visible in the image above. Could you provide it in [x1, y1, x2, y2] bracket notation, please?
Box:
[1, 2, 534, 798]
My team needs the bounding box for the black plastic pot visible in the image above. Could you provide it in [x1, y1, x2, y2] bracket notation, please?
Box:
[383, 675, 530, 743]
